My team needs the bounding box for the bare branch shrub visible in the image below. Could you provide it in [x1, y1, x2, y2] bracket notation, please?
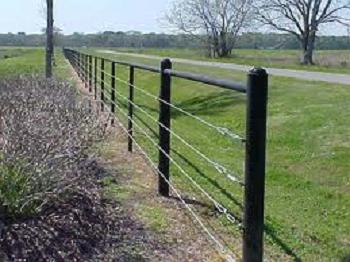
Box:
[0, 76, 106, 220]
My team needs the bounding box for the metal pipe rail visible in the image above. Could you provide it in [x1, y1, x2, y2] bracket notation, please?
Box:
[63, 47, 268, 262]
[164, 69, 247, 93]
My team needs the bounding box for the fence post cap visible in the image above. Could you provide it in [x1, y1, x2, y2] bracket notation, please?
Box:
[249, 67, 268, 76]
[161, 58, 172, 69]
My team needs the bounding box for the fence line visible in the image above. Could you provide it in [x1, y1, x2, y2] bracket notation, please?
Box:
[102, 81, 244, 186]
[64, 48, 268, 262]
[108, 73, 244, 142]
[103, 94, 243, 228]
[105, 102, 237, 262]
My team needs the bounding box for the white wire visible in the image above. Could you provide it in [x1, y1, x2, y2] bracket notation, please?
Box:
[67, 57, 242, 261]
[104, 96, 242, 228]
[70, 56, 244, 222]
[106, 87, 244, 186]
[107, 74, 244, 142]
[100, 98, 237, 262]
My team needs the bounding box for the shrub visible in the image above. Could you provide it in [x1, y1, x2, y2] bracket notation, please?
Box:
[0, 76, 107, 221]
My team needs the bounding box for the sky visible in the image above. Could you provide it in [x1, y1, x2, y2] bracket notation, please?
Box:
[0, 0, 172, 34]
[0, 0, 348, 36]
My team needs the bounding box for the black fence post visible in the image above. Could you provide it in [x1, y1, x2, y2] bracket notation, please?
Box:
[100, 58, 105, 111]
[128, 66, 135, 152]
[85, 54, 88, 88]
[82, 54, 85, 82]
[158, 59, 172, 197]
[111, 62, 116, 124]
[94, 57, 97, 100]
[78, 53, 81, 78]
[83, 54, 86, 82]
[89, 55, 92, 93]
[243, 68, 268, 262]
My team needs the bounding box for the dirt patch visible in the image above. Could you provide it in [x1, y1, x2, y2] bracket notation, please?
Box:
[97, 126, 227, 261]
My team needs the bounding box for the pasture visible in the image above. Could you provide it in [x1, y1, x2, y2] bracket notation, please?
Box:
[113, 48, 350, 74]
[1, 48, 349, 260]
[84, 48, 350, 261]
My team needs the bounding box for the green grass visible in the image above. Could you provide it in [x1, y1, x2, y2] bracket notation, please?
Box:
[0, 48, 72, 78]
[1, 48, 349, 261]
[84, 49, 350, 261]
[112, 48, 350, 75]
[136, 204, 169, 232]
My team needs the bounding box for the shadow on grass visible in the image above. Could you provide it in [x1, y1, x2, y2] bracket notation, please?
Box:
[171, 90, 244, 118]
[264, 221, 302, 261]
[341, 254, 350, 262]
[134, 90, 244, 120]
[133, 113, 243, 212]
[130, 96, 301, 261]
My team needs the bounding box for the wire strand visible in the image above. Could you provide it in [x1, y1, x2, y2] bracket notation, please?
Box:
[104, 74, 244, 142]
[99, 98, 238, 262]
[104, 95, 243, 228]
[106, 87, 244, 186]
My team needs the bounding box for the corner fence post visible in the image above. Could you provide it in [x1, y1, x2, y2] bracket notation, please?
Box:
[243, 68, 268, 262]
[128, 66, 135, 152]
[111, 62, 116, 124]
[94, 57, 97, 100]
[158, 59, 172, 197]
[89, 55, 92, 92]
[100, 58, 105, 111]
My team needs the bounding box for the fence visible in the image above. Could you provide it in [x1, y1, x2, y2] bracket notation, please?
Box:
[63, 48, 268, 262]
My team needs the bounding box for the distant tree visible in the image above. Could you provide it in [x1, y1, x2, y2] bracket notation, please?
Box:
[46, 0, 54, 78]
[166, 0, 253, 57]
[255, 0, 350, 64]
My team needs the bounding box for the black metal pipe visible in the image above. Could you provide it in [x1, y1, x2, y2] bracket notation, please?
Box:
[158, 58, 172, 197]
[94, 57, 97, 100]
[89, 55, 92, 92]
[111, 62, 116, 124]
[243, 68, 268, 262]
[128, 66, 135, 152]
[100, 58, 105, 111]
[78, 53, 81, 78]
[164, 69, 246, 93]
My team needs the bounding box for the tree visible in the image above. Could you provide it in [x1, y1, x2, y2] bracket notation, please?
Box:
[166, 0, 253, 57]
[255, 0, 350, 64]
[46, 0, 54, 78]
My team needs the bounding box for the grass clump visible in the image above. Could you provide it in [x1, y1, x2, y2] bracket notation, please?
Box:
[0, 162, 38, 219]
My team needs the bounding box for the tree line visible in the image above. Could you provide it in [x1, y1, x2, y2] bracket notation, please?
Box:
[166, 0, 350, 64]
[7, 0, 350, 66]
[1, 31, 349, 50]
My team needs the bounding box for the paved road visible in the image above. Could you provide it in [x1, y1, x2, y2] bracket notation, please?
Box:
[98, 50, 350, 85]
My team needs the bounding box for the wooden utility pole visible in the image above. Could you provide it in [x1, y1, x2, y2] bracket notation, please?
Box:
[46, 0, 54, 78]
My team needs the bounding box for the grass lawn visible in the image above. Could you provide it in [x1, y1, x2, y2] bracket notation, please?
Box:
[111, 48, 350, 75]
[1, 48, 349, 261]
[0, 48, 71, 78]
[83, 49, 350, 261]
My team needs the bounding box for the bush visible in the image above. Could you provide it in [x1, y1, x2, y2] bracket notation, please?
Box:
[0, 76, 106, 221]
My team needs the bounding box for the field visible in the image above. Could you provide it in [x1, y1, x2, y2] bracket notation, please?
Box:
[0, 48, 70, 78]
[1, 48, 350, 261]
[113, 48, 350, 74]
